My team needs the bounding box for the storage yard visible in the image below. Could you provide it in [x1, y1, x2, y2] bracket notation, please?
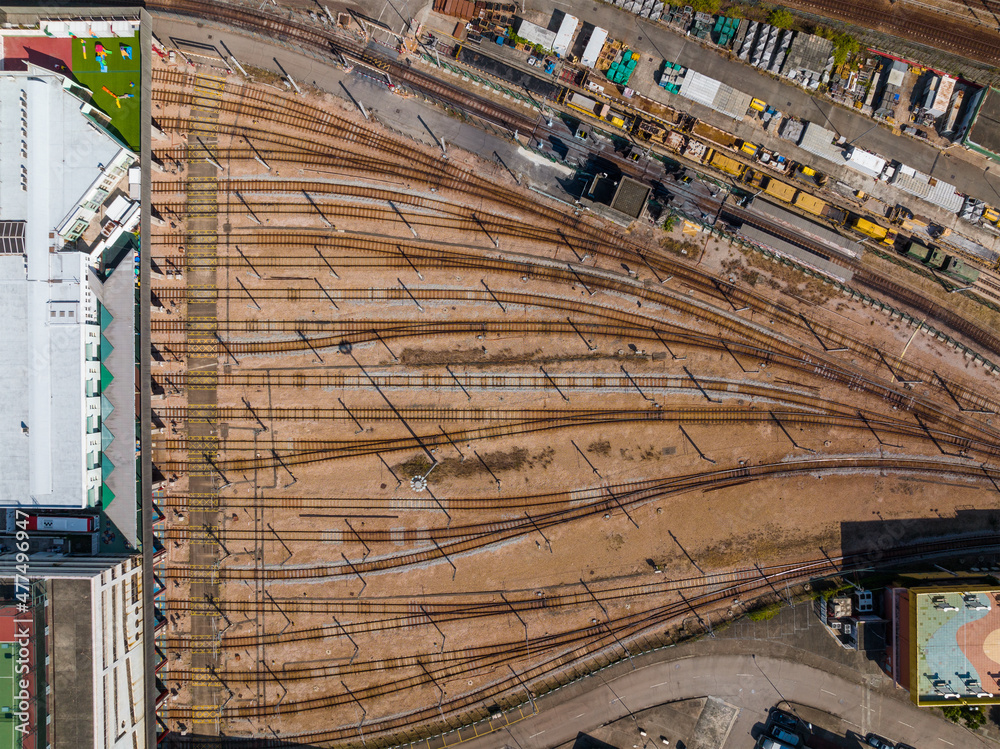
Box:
[150, 59, 1000, 747]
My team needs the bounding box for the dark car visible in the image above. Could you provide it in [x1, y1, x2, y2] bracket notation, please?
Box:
[769, 727, 801, 747]
[769, 709, 801, 734]
[865, 734, 895, 749]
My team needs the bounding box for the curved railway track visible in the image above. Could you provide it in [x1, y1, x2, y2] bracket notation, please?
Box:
[150, 207, 1000, 421]
[149, 4, 1000, 366]
[147, 23, 1000, 742]
[158, 531, 1000, 728]
[158, 455, 999, 582]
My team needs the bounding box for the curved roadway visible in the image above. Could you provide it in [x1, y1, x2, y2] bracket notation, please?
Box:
[461, 648, 986, 749]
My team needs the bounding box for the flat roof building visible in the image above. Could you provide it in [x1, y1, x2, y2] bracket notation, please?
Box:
[580, 27, 608, 68]
[515, 18, 556, 52]
[963, 86, 1000, 164]
[550, 11, 579, 56]
[610, 178, 651, 219]
[925, 74, 957, 119]
[843, 146, 886, 178]
[887, 584, 1000, 706]
[0, 68, 131, 508]
[0, 61, 139, 541]
[0, 556, 148, 749]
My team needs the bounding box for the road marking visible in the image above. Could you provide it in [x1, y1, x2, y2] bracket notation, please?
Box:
[736, 673, 751, 677]
[821, 689, 837, 696]
[574, 713, 586, 719]
[529, 731, 546, 739]
[651, 681, 671, 688]
[898, 721, 913, 728]
[938, 739, 953, 746]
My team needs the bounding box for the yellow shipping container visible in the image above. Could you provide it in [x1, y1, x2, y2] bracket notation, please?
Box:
[852, 217, 888, 241]
[762, 177, 796, 203]
[708, 149, 746, 177]
[984, 206, 1000, 223]
[799, 165, 817, 177]
[740, 141, 758, 156]
[793, 191, 827, 217]
[750, 98, 766, 112]
[610, 116, 626, 127]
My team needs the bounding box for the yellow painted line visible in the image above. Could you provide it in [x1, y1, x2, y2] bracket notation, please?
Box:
[898, 316, 927, 363]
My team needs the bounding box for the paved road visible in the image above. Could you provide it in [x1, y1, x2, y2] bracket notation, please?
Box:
[526, 0, 1000, 208]
[461, 653, 986, 749]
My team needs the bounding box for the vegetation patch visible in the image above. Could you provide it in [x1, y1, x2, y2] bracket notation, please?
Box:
[747, 601, 784, 621]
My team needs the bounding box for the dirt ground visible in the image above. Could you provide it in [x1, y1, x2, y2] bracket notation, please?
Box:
[150, 58, 1000, 746]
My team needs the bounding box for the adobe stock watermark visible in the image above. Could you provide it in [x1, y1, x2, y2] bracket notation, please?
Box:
[12, 510, 33, 740]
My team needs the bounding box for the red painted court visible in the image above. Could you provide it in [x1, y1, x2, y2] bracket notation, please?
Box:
[2, 35, 72, 73]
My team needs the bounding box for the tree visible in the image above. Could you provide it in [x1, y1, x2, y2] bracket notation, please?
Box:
[688, 0, 721, 13]
[815, 26, 860, 66]
[940, 705, 986, 730]
[663, 214, 679, 232]
[768, 8, 794, 28]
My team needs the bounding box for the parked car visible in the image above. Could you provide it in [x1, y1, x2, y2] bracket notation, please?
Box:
[527, 56, 537, 66]
[769, 710, 801, 734]
[768, 727, 801, 747]
[759, 739, 793, 749]
[864, 734, 895, 749]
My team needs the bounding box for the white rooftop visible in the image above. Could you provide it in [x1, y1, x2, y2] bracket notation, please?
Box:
[580, 27, 608, 68]
[843, 146, 886, 178]
[0, 70, 121, 507]
[797, 122, 842, 164]
[551, 13, 578, 56]
[679, 69, 721, 109]
[515, 19, 556, 51]
[890, 165, 964, 213]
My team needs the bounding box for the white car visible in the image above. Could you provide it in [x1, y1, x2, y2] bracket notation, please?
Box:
[760, 740, 793, 749]
[528, 57, 537, 66]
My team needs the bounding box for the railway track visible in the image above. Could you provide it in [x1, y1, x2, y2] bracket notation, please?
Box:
[158, 530, 1000, 728]
[150, 3, 1000, 368]
[788, 0, 1000, 63]
[147, 29, 1000, 742]
[148, 173, 1000, 420]
[156, 454, 999, 582]
[152, 131, 1000, 375]
[151, 308, 997, 429]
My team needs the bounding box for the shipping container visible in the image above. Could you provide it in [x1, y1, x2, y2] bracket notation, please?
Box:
[707, 149, 746, 177]
[942, 256, 980, 284]
[762, 177, 796, 203]
[566, 92, 600, 115]
[904, 241, 932, 263]
[851, 217, 889, 241]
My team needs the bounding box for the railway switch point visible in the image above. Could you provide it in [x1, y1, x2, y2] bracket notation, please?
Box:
[143, 50, 1000, 745]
